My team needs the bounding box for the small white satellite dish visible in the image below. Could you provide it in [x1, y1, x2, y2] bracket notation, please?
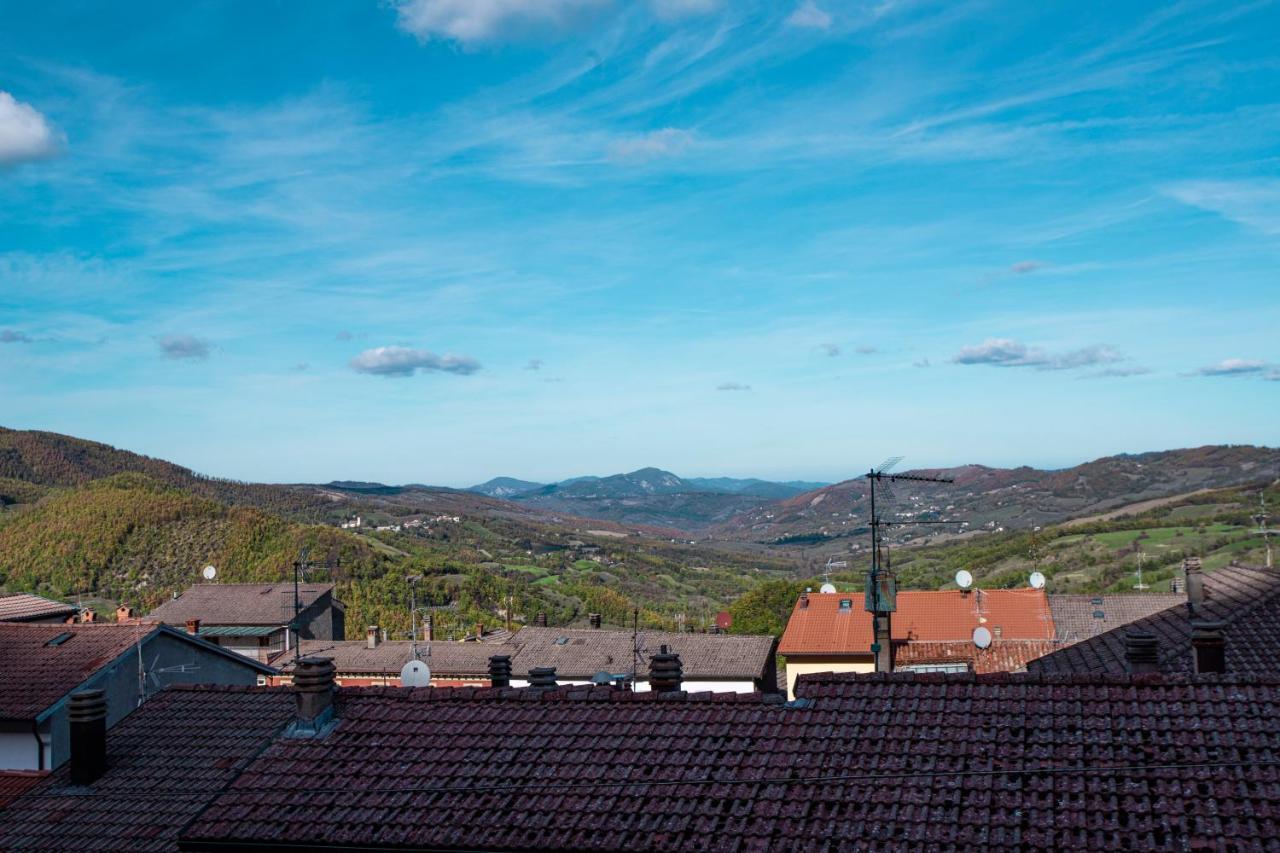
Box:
[202, 565, 217, 581]
[1029, 571, 1046, 590]
[400, 659, 431, 687]
[973, 626, 993, 649]
[955, 569, 973, 590]
[820, 582, 837, 594]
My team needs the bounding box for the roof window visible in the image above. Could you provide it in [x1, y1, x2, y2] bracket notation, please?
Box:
[554, 637, 569, 645]
[45, 632, 74, 647]
[838, 598, 853, 611]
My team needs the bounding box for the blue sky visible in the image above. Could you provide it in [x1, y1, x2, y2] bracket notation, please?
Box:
[1, 0, 1277, 486]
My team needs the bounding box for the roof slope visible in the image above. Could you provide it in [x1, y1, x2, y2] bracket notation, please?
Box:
[0, 624, 152, 720]
[507, 626, 778, 680]
[0, 593, 77, 623]
[147, 583, 332, 626]
[179, 673, 1280, 851]
[0, 771, 47, 809]
[0, 686, 293, 852]
[779, 589, 1055, 656]
[1030, 564, 1280, 675]
[1049, 593, 1185, 644]
[271, 639, 501, 677]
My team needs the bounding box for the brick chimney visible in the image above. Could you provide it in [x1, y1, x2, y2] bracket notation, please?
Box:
[1184, 556, 1205, 613]
[588, 613, 602, 629]
[535, 612, 547, 627]
[488, 654, 512, 689]
[648, 645, 683, 693]
[68, 690, 108, 786]
[1124, 630, 1159, 674]
[116, 606, 134, 623]
[366, 626, 380, 649]
[475, 623, 484, 639]
[424, 612, 434, 642]
[185, 618, 200, 635]
[79, 609, 97, 624]
[799, 593, 809, 609]
[288, 657, 336, 737]
[528, 666, 557, 690]
[1191, 620, 1226, 674]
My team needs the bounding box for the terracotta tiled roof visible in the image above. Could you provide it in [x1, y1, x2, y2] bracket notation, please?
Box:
[1030, 564, 1280, 675]
[1049, 593, 1185, 644]
[0, 686, 293, 851]
[0, 593, 77, 623]
[779, 588, 1055, 656]
[171, 673, 1280, 851]
[147, 583, 333, 626]
[506, 626, 777, 681]
[0, 624, 154, 720]
[894, 639, 1062, 673]
[270, 639, 502, 677]
[0, 771, 47, 809]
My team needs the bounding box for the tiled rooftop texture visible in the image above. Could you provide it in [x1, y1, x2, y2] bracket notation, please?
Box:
[1049, 593, 1185, 644]
[506, 626, 778, 680]
[895, 639, 1061, 673]
[271, 639, 500, 676]
[779, 589, 1055, 656]
[0, 592, 77, 622]
[0, 623, 150, 720]
[0, 686, 294, 852]
[178, 674, 1280, 851]
[0, 771, 48, 809]
[147, 583, 332, 626]
[1030, 564, 1280, 675]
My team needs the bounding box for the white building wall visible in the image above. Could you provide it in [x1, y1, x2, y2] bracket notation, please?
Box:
[0, 728, 47, 771]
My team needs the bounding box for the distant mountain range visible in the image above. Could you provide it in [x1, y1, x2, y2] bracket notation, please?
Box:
[468, 469, 828, 501]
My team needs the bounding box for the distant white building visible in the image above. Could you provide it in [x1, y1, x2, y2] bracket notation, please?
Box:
[339, 516, 362, 529]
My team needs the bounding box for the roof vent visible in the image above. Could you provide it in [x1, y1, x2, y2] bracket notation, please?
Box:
[1184, 556, 1205, 613]
[287, 657, 337, 738]
[185, 618, 200, 635]
[488, 654, 512, 689]
[588, 613, 602, 629]
[68, 689, 108, 786]
[1124, 630, 1159, 674]
[648, 645, 683, 693]
[534, 612, 547, 627]
[366, 625, 380, 649]
[1191, 620, 1226, 674]
[528, 666, 557, 691]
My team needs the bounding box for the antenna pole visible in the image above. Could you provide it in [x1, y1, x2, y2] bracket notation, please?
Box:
[631, 608, 639, 692]
[408, 576, 420, 661]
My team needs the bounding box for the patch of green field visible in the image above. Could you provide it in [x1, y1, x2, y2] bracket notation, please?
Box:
[505, 563, 548, 578]
[533, 575, 560, 587]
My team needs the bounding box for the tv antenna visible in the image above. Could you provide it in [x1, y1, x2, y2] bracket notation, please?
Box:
[1254, 491, 1275, 569]
[821, 557, 846, 593]
[1134, 552, 1149, 590]
[290, 545, 341, 665]
[863, 457, 955, 673]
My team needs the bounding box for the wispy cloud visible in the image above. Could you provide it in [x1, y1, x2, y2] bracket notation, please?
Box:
[1165, 180, 1280, 236]
[951, 338, 1125, 371]
[786, 1, 831, 29]
[608, 128, 695, 164]
[1084, 365, 1153, 379]
[1, 329, 33, 343]
[524, 358, 544, 370]
[1009, 260, 1045, 275]
[0, 91, 60, 167]
[156, 335, 211, 360]
[716, 381, 751, 391]
[913, 358, 931, 368]
[819, 342, 841, 357]
[1186, 358, 1277, 379]
[350, 346, 482, 377]
[854, 344, 877, 355]
[650, 0, 721, 20]
[393, 0, 611, 45]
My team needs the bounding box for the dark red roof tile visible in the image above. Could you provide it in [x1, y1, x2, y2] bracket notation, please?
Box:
[0, 623, 154, 720]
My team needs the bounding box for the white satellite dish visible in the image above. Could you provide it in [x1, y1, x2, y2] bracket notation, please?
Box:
[202, 565, 217, 581]
[1029, 571, 1046, 590]
[955, 569, 973, 590]
[400, 659, 431, 687]
[820, 583, 837, 594]
[972, 626, 993, 649]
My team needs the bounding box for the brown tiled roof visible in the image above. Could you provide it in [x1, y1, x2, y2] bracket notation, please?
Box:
[0, 593, 77, 623]
[0, 771, 47, 809]
[506, 626, 777, 681]
[1048, 593, 1185, 644]
[1030, 564, 1280, 675]
[146, 583, 332, 626]
[0, 624, 153, 720]
[175, 673, 1280, 851]
[270, 639, 502, 677]
[779, 588, 1055, 656]
[0, 686, 293, 851]
[894, 639, 1061, 673]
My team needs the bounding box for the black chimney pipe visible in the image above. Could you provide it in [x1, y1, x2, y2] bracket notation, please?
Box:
[68, 690, 108, 786]
[528, 666, 557, 690]
[488, 654, 512, 689]
[648, 645, 683, 693]
[1191, 620, 1226, 674]
[1124, 630, 1159, 674]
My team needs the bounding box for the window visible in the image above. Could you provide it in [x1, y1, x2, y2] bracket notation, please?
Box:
[838, 599, 853, 611]
[45, 632, 74, 647]
[901, 663, 969, 674]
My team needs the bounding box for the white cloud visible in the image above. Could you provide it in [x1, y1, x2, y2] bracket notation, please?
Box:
[951, 338, 1124, 371]
[1165, 180, 1280, 236]
[716, 381, 751, 391]
[650, 0, 721, 20]
[525, 358, 544, 370]
[350, 346, 481, 377]
[819, 342, 841, 357]
[1189, 358, 1270, 377]
[1, 329, 33, 343]
[156, 335, 211, 360]
[0, 91, 60, 166]
[394, 0, 611, 45]
[608, 128, 694, 163]
[786, 0, 831, 29]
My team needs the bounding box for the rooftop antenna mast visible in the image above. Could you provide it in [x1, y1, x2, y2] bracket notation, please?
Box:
[291, 546, 311, 666]
[1135, 550, 1149, 590]
[864, 457, 954, 673]
[1254, 491, 1274, 569]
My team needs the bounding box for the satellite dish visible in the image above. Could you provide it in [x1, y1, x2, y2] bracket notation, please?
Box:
[202, 565, 217, 581]
[1029, 571, 1046, 589]
[972, 626, 993, 649]
[400, 659, 431, 687]
[955, 569, 973, 590]
[820, 583, 837, 594]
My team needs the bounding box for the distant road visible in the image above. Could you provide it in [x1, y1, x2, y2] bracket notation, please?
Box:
[1061, 489, 1215, 528]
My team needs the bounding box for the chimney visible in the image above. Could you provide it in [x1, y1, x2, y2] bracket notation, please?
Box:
[589, 613, 602, 629]
[116, 606, 134, 623]
[475, 623, 484, 640]
[488, 654, 512, 689]
[366, 626, 380, 649]
[185, 618, 200, 635]
[1184, 556, 1205, 613]
[1191, 620, 1226, 674]
[425, 613, 434, 642]
[799, 593, 809, 609]
[528, 666, 557, 690]
[80, 609, 97, 624]
[288, 657, 336, 737]
[648, 644, 683, 693]
[872, 613, 893, 673]
[535, 612, 547, 627]
[68, 690, 108, 786]
[1124, 630, 1159, 674]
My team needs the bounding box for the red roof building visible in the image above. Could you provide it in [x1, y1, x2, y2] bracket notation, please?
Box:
[0, 593, 78, 624]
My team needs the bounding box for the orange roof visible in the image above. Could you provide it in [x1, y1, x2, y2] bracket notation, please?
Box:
[778, 589, 1055, 656]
